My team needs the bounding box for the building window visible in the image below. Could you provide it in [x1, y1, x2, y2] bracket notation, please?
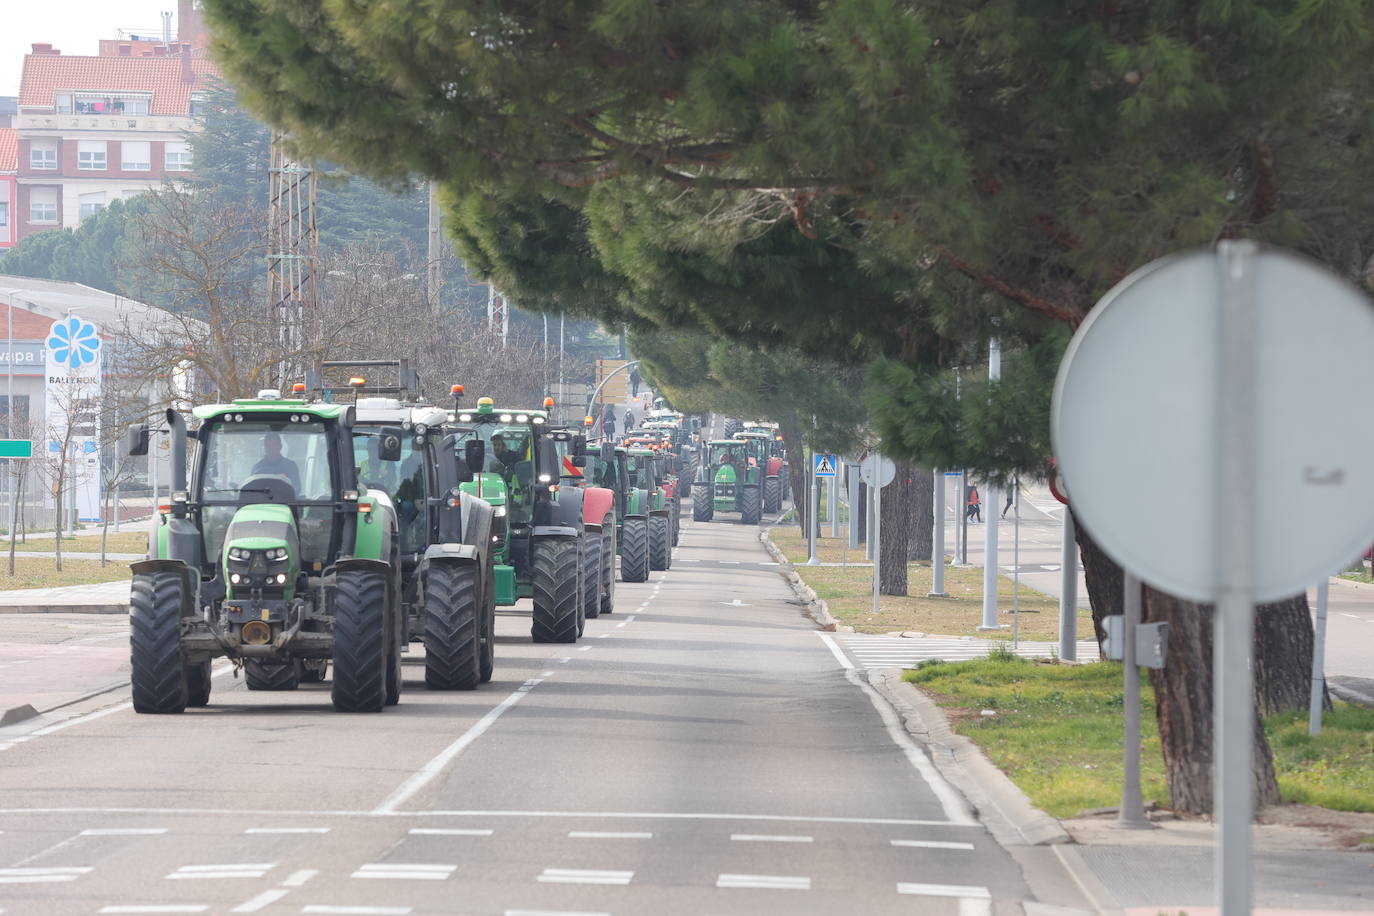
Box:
[79, 192, 106, 220]
[74, 95, 149, 115]
[55, 93, 72, 113]
[121, 141, 151, 171]
[165, 141, 192, 171]
[29, 143, 57, 169]
[29, 188, 58, 223]
[0, 202, 7, 229]
[77, 140, 107, 170]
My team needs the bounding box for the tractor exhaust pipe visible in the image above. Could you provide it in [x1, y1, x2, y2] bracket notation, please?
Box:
[164, 408, 188, 494]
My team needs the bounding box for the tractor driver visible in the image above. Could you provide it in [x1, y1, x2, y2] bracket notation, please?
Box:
[491, 431, 534, 500]
[251, 431, 302, 493]
[357, 436, 398, 493]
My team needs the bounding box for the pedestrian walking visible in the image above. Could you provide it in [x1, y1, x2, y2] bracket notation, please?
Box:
[602, 405, 617, 440]
[1002, 486, 1015, 518]
[965, 485, 981, 523]
[624, 410, 635, 432]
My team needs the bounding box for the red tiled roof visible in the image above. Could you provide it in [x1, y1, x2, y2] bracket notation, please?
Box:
[18, 53, 220, 116]
[0, 129, 16, 173]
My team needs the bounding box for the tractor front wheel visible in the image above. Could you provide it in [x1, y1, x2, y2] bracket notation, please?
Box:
[130, 572, 188, 715]
[185, 660, 212, 708]
[531, 536, 581, 643]
[649, 515, 671, 571]
[621, 518, 650, 583]
[691, 483, 713, 522]
[583, 533, 602, 620]
[423, 562, 481, 690]
[331, 569, 389, 712]
[600, 521, 616, 614]
[740, 485, 762, 525]
[763, 476, 782, 514]
[245, 658, 301, 691]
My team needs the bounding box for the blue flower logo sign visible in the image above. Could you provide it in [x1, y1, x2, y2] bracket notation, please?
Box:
[47, 317, 101, 370]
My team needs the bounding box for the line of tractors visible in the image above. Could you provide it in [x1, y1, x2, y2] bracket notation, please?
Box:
[123, 364, 789, 714]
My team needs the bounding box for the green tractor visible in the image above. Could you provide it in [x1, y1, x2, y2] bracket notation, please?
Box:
[126, 390, 419, 713]
[733, 427, 788, 513]
[589, 443, 672, 582]
[547, 425, 617, 619]
[449, 396, 596, 643]
[692, 439, 763, 525]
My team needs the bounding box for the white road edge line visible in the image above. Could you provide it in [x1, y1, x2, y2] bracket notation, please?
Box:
[890, 839, 975, 850]
[230, 889, 290, 913]
[372, 677, 547, 814]
[845, 667, 977, 825]
[816, 633, 854, 670]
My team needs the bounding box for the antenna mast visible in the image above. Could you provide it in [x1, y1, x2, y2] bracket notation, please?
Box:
[267, 132, 318, 385]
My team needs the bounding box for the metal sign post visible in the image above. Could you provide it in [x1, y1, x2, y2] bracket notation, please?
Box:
[806, 459, 819, 565]
[829, 459, 840, 538]
[1059, 510, 1078, 661]
[1309, 579, 1330, 736]
[872, 465, 881, 615]
[930, 469, 948, 597]
[1118, 570, 1154, 830]
[848, 465, 861, 550]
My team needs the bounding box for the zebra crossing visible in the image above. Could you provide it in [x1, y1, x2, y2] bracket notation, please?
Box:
[833, 632, 1100, 670]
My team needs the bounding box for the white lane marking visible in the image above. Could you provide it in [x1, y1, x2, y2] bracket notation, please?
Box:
[730, 833, 813, 843]
[816, 633, 854, 670]
[614, 621, 628, 628]
[99, 908, 209, 914]
[578, 646, 592, 652]
[230, 889, 290, 913]
[625, 615, 636, 623]
[167, 863, 274, 879]
[890, 839, 975, 850]
[716, 873, 810, 890]
[372, 676, 547, 814]
[408, 828, 493, 837]
[897, 882, 991, 898]
[959, 899, 993, 916]
[567, 831, 653, 839]
[351, 863, 455, 880]
[540, 670, 555, 676]
[537, 868, 633, 885]
[244, 827, 329, 835]
[302, 908, 412, 915]
[846, 667, 977, 825]
[637, 603, 649, 609]
[0, 866, 92, 884]
[506, 911, 609, 916]
[417, 810, 956, 826]
[558, 658, 571, 663]
[596, 634, 611, 639]
[280, 869, 318, 887]
[81, 828, 168, 836]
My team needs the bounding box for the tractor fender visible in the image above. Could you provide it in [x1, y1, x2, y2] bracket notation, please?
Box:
[422, 544, 481, 562]
[461, 496, 494, 553]
[334, 557, 392, 576]
[581, 486, 615, 528]
[129, 558, 198, 617]
[767, 456, 783, 477]
[533, 526, 579, 537]
[584, 522, 603, 536]
[649, 508, 671, 519]
[539, 484, 585, 532]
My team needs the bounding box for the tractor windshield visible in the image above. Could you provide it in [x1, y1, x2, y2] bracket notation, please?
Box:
[196, 419, 337, 571]
[352, 431, 431, 554]
[455, 423, 535, 521]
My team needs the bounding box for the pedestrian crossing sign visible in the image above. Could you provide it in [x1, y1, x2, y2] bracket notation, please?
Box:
[813, 454, 837, 477]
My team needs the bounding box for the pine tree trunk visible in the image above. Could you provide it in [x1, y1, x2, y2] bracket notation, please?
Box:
[778, 414, 808, 530]
[1142, 590, 1282, 813]
[1072, 511, 1119, 648]
[879, 460, 915, 595]
[856, 478, 867, 544]
[907, 466, 933, 562]
[1253, 594, 1319, 716]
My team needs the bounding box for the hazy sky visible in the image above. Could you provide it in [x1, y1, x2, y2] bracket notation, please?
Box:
[1, 1, 179, 98]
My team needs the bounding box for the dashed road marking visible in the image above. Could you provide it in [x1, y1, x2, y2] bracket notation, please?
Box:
[578, 646, 592, 652]
[0, 866, 93, 883]
[231, 889, 290, 913]
[716, 873, 810, 890]
[167, 864, 275, 880]
[567, 831, 652, 839]
[99, 907, 209, 914]
[730, 833, 813, 843]
[537, 868, 633, 885]
[244, 827, 329, 835]
[506, 911, 610, 916]
[540, 670, 555, 676]
[81, 828, 168, 836]
[351, 863, 455, 881]
[596, 634, 611, 638]
[897, 882, 991, 898]
[280, 870, 318, 887]
[890, 839, 974, 850]
[408, 828, 493, 837]
[302, 908, 412, 915]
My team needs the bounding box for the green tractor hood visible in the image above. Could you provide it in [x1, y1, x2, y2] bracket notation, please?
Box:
[222, 503, 300, 600]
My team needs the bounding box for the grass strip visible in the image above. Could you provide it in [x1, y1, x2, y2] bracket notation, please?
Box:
[905, 653, 1374, 817]
[0, 556, 134, 590]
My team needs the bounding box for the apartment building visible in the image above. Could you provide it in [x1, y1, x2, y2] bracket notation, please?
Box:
[12, 30, 218, 243]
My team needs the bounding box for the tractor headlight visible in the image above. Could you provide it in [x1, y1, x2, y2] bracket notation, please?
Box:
[268, 548, 288, 562]
[493, 506, 507, 517]
[275, 573, 287, 584]
[230, 573, 241, 584]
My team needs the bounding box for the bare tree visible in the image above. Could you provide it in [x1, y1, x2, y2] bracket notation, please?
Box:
[39, 379, 99, 572]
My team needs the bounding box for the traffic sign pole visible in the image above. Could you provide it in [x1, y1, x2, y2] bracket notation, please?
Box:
[930, 469, 948, 597]
[872, 464, 881, 615]
[806, 458, 819, 566]
[1309, 580, 1330, 736]
[1118, 570, 1154, 830]
[1215, 240, 1258, 915]
[848, 466, 861, 550]
[829, 460, 840, 538]
[1059, 510, 1078, 661]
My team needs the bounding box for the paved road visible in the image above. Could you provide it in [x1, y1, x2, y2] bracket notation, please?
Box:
[0, 513, 1084, 915]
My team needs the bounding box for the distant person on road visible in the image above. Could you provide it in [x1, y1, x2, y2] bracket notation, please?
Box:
[602, 405, 617, 440]
[965, 485, 981, 523]
[629, 367, 641, 397]
[1002, 486, 1015, 519]
[624, 410, 635, 432]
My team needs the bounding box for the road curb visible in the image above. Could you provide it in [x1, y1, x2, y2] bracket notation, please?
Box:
[0, 604, 127, 615]
[870, 667, 1073, 848]
[0, 703, 39, 726]
[1051, 845, 1124, 916]
[758, 528, 838, 631]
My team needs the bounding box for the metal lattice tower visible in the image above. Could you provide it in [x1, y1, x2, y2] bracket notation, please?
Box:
[486, 284, 509, 347]
[267, 133, 318, 386]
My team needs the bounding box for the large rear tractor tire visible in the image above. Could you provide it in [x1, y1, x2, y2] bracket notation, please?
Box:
[130, 572, 188, 715]
[649, 515, 671, 571]
[245, 658, 301, 691]
[740, 485, 762, 526]
[185, 660, 212, 708]
[583, 533, 602, 620]
[531, 536, 581, 643]
[691, 484, 713, 522]
[423, 562, 481, 690]
[600, 522, 616, 614]
[620, 518, 651, 583]
[763, 476, 782, 514]
[331, 569, 389, 712]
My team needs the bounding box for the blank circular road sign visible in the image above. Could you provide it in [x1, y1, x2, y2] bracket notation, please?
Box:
[1052, 247, 1374, 602]
[860, 454, 896, 488]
